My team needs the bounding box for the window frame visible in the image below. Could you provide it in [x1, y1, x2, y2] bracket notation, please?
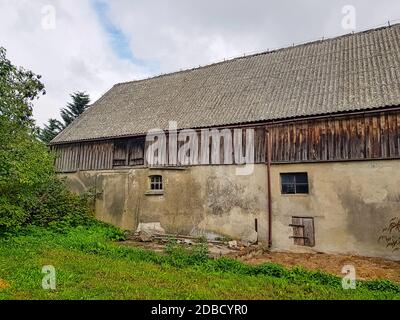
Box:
[149, 175, 163, 191]
[280, 172, 309, 195]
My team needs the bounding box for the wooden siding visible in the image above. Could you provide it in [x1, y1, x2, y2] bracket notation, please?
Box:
[269, 111, 400, 163]
[113, 138, 145, 167]
[53, 141, 113, 172]
[52, 110, 400, 172]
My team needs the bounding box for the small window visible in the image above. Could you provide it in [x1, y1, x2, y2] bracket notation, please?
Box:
[150, 175, 163, 190]
[280, 173, 309, 194]
[290, 217, 315, 247]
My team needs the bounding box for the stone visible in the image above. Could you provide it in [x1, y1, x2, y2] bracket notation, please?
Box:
[228, 240, 238, 249]
[136, 222, 166, 235]
[139, 230, 153, 242]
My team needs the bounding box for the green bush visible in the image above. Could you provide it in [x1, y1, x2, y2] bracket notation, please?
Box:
[0, 141, 95, 233]
[361, 279, 400, 293]
[164, 241, 210, 267]
[0, 47, 95, 233]
[27, 177, 93, 228]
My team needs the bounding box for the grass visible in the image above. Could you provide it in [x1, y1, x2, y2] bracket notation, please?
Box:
[0, 223, 399, 300]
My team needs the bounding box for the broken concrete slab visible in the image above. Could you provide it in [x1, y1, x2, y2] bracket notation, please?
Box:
[228, 240, 238, 249]
[138, 230, 153, 242]
[136, 222, 166, 235]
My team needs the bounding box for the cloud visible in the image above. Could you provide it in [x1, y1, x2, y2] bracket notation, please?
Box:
[0, 0, 149, 126]
[1, 0, 399, 126]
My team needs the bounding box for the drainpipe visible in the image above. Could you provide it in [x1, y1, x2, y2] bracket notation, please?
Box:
[265, 128, 273, 249]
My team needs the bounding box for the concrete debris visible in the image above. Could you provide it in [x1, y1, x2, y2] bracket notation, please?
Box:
[129, 222, 261, 254]
[136, 222, 166, 235]
[228, 240, 238, 249]
[138, 230, 153, 242]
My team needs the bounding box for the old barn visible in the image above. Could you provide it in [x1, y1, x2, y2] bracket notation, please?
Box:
[50, 24, 400, 260]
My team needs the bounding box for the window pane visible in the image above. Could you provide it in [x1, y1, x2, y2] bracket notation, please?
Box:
[282, 183, 296, 194]
[296, 183, 309, 194]
[281, 174, 295, 184]
[295, 173, 308, 184]
[150, 175, 163, 190]
[281, 173, 308, 194]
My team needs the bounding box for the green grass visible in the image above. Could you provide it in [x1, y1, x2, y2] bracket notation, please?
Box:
[0, 223, 399, 300]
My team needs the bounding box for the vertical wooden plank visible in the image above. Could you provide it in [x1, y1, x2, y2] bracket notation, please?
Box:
[84, 143, 89, 170]
[380, 113, 388, 158]
[326, 120, 334, 160]
[303, 218, 315, 247]
[98, 143, 102, 169]
[357, 116, 365, 159]
[259, 127, 266, 163]
[282, 126, 288, 162]
[397, 113, 400, 157]
[342, 118, 350, 160]
[79, 143, 84, 170]
[349, 118, 359, 159]
[296, 123, 302, 162]
[279, 126, 284, 162]
[70, 145, 75, 171]
[292, 217, 304, 246]
[310, 123, 319, 160]
[388, 113, 397, 157]
[61, 146, 67, 171]
[301, 123, 308, 161]
[320, 120, 327, 161]
[365, 115, 372, 159]
[87, 143, 92, 170]
[372, 115, 381, 158]
[270, 127, 275, 162]
[288, 124, 295, 161]
[334, 119, 341, 160]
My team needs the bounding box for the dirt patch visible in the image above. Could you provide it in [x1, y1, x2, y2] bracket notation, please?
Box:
[234, 250, 400, 283]
[0, 278, 10, 289]
[121, 239, 400, 283]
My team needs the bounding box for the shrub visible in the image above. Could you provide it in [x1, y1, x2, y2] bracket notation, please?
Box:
[27, 177, 93, 228]
[362, 279, 400, 293]
[164, 241, 210, 267]
[0, 47, 95, 233]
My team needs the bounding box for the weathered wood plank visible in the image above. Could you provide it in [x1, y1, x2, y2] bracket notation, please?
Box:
[53, 110, 400, 172]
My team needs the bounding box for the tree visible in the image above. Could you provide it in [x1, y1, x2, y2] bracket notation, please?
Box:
[39, 92, 90, 144]
[0, 47, 45, 131]
[0, 47, 92, 230]
[0, 46, 50, 227]
[60, 92, 90, 127]
[40, 118, 64, 144]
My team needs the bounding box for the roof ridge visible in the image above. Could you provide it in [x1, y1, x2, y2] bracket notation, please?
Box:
[113, 21, 400, 87]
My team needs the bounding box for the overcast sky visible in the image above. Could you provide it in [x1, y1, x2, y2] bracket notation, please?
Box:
[1, 0, 400, 126]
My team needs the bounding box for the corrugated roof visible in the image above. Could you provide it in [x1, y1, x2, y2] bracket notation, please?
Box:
[51, 24, 400, 144]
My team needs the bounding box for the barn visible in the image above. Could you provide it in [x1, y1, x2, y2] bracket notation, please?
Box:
[50, 24, 400, 260]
